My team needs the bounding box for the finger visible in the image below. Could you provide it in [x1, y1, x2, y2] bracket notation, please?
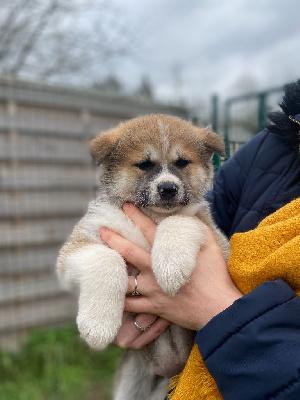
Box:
[129, 318, 171, 350]
[126, 262, 136, 275]
[135, 313, 157, 332]
[122, 203, 156, 245]
[124, 296, 154, 314]
[115, 313, 157, 348]
[202, 225, 224, 253]
[193, 222, 220, 251]
[100, 228, 151, 271]
[127, 276, 139, 295]
[114, 314, 137, 348]
[127, 273, 158, 296]
[205, 225, 219, 245]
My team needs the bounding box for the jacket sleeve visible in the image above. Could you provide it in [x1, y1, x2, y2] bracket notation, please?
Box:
[206, 131, 269, 237]
[196, 280, 300, 400]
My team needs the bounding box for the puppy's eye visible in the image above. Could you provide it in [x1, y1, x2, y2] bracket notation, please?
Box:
[175, 158, 190, 169]
[135, 161, 155, 171]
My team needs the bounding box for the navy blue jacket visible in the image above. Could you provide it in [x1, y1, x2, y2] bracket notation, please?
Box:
[198, 129, 300, 399]
[196, 280, 300, 400]
[206, 130, 299, 237]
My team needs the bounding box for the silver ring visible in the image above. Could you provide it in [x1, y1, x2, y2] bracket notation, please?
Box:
[131, 277, 140, 296]
[133, 320, 151, 333]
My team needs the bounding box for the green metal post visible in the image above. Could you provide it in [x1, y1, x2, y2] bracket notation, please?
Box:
[211, 94, 220, 172]
[222, 85, 283, 160]
[258, 92, 267, 132]
[224, 100, 231, 160]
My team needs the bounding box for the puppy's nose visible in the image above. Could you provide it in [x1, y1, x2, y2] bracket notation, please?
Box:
[158, 182, 178, 200]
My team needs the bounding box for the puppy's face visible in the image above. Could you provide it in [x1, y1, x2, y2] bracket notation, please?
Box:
[90, 115, 225, 213]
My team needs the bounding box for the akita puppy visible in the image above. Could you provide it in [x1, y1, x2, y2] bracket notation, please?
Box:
[57, 114, 229, 400]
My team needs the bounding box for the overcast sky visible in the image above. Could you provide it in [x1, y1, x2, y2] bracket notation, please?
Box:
[109, 0, 300, 105]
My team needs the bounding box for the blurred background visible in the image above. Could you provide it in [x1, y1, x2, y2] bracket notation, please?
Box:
[0, 0, 299, 399]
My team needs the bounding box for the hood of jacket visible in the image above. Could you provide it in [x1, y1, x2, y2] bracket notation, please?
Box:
[267, 79, 300, 155]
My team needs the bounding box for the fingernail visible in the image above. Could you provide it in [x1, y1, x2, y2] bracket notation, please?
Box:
[99, 227, 108, 237]
[122, 203, 133, 211]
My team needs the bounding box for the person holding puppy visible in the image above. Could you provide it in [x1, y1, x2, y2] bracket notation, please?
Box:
[100, 80, 300, 399]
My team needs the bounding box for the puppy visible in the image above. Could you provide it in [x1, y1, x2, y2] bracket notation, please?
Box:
[57, 114, 229, 400]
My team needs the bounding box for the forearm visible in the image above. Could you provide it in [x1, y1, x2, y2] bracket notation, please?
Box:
[197, 280, 300, 400]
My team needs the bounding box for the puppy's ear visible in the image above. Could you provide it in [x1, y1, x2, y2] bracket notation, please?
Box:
[195, 125, 226, 158]
[90, 128, 122, 164]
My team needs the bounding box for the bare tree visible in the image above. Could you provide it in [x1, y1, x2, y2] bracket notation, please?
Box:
[134, 75, 154, 100]
[0, 0, 137, 84]
[93, 74, 123, 94]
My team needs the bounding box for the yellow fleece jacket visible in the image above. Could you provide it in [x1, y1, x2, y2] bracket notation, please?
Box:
[168, 197, 300, 399]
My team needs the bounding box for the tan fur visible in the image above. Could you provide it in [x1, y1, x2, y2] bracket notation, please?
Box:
[90, 115, 225, 164]
[56, 114, 229, 400]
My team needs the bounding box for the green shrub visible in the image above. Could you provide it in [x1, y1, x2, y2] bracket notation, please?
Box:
[0, 324, 123, 400]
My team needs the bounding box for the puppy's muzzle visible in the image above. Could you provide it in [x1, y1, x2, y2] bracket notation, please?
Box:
[157, 182, 178, 201]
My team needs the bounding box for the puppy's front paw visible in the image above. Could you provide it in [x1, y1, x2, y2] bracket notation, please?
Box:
[77, 299, 122, 350]
[152, 216, 207, 295]
[67, 245, 128, 349]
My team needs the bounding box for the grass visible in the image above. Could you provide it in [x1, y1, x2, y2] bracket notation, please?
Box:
[0, 324, 123, 400]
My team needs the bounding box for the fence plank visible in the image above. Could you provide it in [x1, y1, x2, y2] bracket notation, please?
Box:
[0, 218, 77, 248]
[0, 275, 64, 304]
[0, 134, 91, 164]
[0, 191, 92, 218]
[0, 246, 60, 275]
[0, 106, 85, 135]
[0, 296, 77, 334]
[0, 164, 96, 190]
[0, 105, 126, 138]
[0, 78, 188, 120]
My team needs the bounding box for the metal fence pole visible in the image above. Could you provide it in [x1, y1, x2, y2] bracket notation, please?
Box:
[211, 94, 221, 171]
[222, 85, 284, 160]
[258, 92, 267, 132]
[223, 100, 231, 159]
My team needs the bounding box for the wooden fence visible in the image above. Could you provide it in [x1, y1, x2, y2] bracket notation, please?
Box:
[0, 78, 188, 347]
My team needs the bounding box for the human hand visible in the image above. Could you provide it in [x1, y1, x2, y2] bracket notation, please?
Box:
[114, 312, 171, 349]
[100, 204, 242, 337]
[101, 203, 171, 349]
